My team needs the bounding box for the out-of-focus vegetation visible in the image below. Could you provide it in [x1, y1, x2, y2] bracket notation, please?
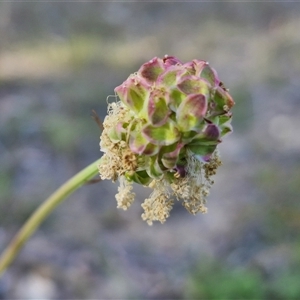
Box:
[185, 259, 265, 299]
[186, 247, 300, 299]
[0, 2, 300, 299]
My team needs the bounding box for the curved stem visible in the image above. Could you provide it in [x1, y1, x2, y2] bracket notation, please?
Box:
[0, 158, 102, 277]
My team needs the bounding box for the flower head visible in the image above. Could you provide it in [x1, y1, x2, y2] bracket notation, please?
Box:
[99, 55, 234, 225]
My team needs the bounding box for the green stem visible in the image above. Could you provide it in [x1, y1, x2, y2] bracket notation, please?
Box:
[0, 158, 102, 277]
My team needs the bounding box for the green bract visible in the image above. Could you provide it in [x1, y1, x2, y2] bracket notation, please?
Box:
[112, 56, 234, 184]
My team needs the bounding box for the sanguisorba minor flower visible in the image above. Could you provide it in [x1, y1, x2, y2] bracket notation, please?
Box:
[98, 55, 234, 225]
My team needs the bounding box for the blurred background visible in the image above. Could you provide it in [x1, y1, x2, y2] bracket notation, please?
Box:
[0, 2, 300, 299]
